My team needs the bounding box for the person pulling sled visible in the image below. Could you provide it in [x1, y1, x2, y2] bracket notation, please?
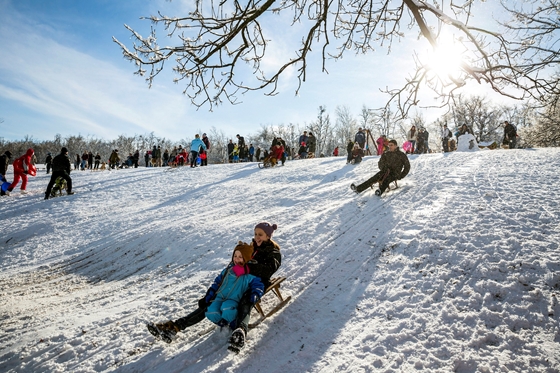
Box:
[45, 147, 74, 200]
[350, 139, 410, 196]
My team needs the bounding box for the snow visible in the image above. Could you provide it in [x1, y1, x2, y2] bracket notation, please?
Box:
[456, 133, 479, 152]
[1, 148, 560, 373]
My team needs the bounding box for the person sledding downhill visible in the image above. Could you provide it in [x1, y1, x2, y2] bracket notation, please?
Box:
[350, 139, 410, 196]
[259, 143, 285, 168]
[148, 222, 281, 353]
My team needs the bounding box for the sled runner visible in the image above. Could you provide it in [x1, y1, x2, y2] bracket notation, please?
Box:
[372, 179, 398, 192]
[149, 277, 291, 344]
[249, 276, 291, 328]
[258, 156, 282, 169]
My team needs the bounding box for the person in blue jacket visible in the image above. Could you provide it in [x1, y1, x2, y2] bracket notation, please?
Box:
[205, 244, 264, 327]
[189, 134, 207, 168]
[147, 223, 281, 348]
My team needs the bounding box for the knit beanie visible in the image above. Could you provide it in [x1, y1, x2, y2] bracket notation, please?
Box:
[61, 147, 68, 154]
[254, 222, 278, 238]
[232, 241, 254, 264]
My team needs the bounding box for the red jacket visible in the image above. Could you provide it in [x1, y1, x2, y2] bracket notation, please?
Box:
[13, 149, 36, 176]
[271, 145, 284, 160]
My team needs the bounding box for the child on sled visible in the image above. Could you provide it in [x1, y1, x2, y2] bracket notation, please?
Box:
[205, 243, 264, 327]
[148, 222, 281, 352]
[148, 241, 265, 342]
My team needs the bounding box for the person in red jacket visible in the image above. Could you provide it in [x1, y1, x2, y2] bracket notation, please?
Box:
[7, 148, 36, 195]
[199, 149, 208, 166]
[270, 143, 284, 166]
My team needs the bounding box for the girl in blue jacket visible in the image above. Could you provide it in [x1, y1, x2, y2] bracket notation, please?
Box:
[205, 243, 264, 327]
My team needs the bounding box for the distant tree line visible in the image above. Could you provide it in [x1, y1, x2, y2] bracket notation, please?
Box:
[1, 95, 557, 165]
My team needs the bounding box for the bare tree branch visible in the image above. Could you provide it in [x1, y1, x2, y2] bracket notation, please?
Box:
[114, 0, 560, 117]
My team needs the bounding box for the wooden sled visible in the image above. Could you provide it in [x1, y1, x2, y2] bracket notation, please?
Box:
[249, 277, 291, 328]
[258, 157, 279, 169]
[370, 178, 399, 192]
[385, 179, 399, 191]
[258, 161, 272, 169]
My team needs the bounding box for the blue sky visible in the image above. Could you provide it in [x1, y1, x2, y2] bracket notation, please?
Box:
[0, 0, 516, 142]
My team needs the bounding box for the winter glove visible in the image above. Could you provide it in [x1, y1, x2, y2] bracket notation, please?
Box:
[249, 293, 260, 305]
[198, 297, 208, 309]
[232, 264, 247, 277]
[204, 288, 216, 304]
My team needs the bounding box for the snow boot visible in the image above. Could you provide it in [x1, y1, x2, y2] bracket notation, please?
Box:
[147, 321, 179, 344]
[228, 327, 246, 354]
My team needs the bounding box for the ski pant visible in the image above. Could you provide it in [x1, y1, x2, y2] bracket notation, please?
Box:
[442, 138, 450, 152]
[174, 305, 207, 331]
[45, 171, 72, 196]
[206, 299, 239, 325]
[355, 170, 396, 195]
[8, 172, 27, 191]
[190, 151, 199, 167]
[46, 164, 51, 174]
[234, 292, 253, 333]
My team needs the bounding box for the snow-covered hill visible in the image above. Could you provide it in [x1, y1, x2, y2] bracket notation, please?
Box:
[1, 149, 559, 373]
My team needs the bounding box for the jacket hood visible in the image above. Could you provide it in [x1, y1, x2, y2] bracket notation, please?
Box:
[26, 148, 34, 156]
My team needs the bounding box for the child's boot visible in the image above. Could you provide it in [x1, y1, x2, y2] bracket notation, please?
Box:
[228, 327, 246, 354]
[147, 321, 179, 344]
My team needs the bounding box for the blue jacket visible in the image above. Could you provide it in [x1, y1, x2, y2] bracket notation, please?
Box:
[209, 263, 264, 303]
[190, 138, 207, 153]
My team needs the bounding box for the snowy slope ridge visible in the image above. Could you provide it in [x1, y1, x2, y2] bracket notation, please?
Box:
[1, 149, 559, 373]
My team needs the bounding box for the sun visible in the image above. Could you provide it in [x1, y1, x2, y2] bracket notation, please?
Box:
[424, 34, 467, 82]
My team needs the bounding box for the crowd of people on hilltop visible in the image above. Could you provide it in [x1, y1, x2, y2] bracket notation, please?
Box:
[1, 119, 519, 198]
